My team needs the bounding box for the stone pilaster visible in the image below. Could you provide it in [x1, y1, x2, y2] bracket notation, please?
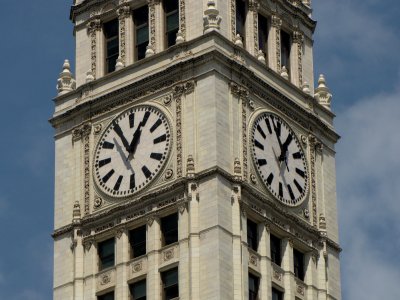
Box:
[117, 5, 132, 66]
[258, 224, 271, 299]
[292, 30, 304, 87]
[270, 15, 282, 73]
[87, 18, 102, 79]
[147, 216, 161, 299]
[115, 228, 128, 299]
[281, 238, 294, 300]
[231, 186, 243, 300]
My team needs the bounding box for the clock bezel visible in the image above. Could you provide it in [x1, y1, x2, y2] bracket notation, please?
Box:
[93, 104, 173, 199]
[250, 111, 309, 206]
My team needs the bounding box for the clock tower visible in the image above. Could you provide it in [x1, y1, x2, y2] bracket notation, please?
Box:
[52, 0, 341, 299]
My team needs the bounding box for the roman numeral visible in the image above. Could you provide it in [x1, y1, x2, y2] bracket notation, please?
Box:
[150, 153, 163, 161]
[98, 158, 111, 168]
[142, 166, 152, 179]
[154, 134, 167, 144]
[292, 152, 302, 159]
[287, 184, 295, 201]
[102, 169, 115, 183]
[129, 113, 135, 128]
[258, 159, 267, 166]
[279, 182, 283, 198]
[257, 124, 266, 139]
[102, 141, 115, 149]
[296, 168, 305, 178]
[130, 173, 136, 189]
[114, 175, 123, 191]
[150, 119, 162, 133]
[141, 111, 151, 126]
[254, 140, 264, 150]
[266, 173, 274, 185]
[294, 179, 303, 194]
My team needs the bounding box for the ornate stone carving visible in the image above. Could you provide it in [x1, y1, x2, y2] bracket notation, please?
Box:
[280, 66, 289, 80]
[303, 208, 310, 219]
[309, 135, 319, 226]
[99, 272, 111, 285]
[179, 0, 186, 41]
[178, 203, 186, 214]
[164, 168, 173, 179]
[203, 0, 222, 34]
[233, 157, 242, 180]
[148, 0, 157, 54]
[250, 174, 257, 184]
[93, 123, 102, 135]
[115, 228, 124, 239]
[230, 0, 236, 41]
[273, 268, 282, 281]
[293, 31, 304, 85]
[94, 196, 103, 209]
[271, 15, 282, 71]
[87, 18, 101, 79]
[164, 248, 175, 261]
[257, 50, 266, 64]
[249, 254, 258, 266]
[147, 215, 155, 226]
[233, 34, 244, 47]
[57, 60, 76, 95]
[132, 261, 142, 273]
[163, 94, 173, 106]
[186, 155, 195, 178]
[83, 239, 94, 251]
[72, 201, 81, 224]
[83, 126, 91, 215]
[117, 5, 130, 66]
[315, 74, 332, 109]
[296, 282, 305, 295]
[319, 213, 327, 230]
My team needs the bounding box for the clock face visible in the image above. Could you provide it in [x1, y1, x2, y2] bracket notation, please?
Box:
[94, 106, 171, 197]
[251, 113, 308, 206]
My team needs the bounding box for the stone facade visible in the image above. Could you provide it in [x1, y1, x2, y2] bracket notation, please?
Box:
[52, 0, 341, 299]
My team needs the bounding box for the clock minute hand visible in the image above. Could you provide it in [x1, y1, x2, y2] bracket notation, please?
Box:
[113, 122, 130, 152]
[272, 119, 284, 155]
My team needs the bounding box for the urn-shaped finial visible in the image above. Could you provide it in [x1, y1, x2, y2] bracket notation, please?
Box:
[57, 59, 76, 95]
[315, 74, 333, 109]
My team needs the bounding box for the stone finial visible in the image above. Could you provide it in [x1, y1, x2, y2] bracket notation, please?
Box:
[86, 70, 94, 83]
[186, 155, 195, 178]
[280, 66, 289, 80]
[203, 0, 222, 34]
[302, 81, 311, 94]
[257, 50, 266, 64]
[314, 74, 332, 109]
[72, 201, 81, 224]
[145, 44, 155, 57]
[234, 34, 244, 47]
[176, 30, 185, 44]
[57, 60, 76, 95]
[115, 56, 124, 71]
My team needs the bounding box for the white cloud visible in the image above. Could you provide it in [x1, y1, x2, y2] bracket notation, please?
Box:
[336, 86, 400, 298]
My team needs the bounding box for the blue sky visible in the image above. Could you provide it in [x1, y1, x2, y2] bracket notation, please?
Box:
[0, 0, 399, 299]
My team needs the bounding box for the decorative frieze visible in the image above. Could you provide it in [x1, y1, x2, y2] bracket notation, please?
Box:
[96, 268, 115, 291]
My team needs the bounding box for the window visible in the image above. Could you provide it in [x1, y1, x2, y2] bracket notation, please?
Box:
[247, 219, 258, 251]
[98, 291, 114, 300]
[258, 14, 268, 55]
[103, 18, 119, 74]
[161, 213, 178, 246]
[272, 287, 283, 300]
[161, 267, 179, 300]
[129, 279, 146, 300]
[130, 225, 146, 258]
[293, 248, 305, 281]
[98, 238, 115, 270]
[133, 6, 149, 61]
[280, 30, 291, 73]
[270, 234, 282, 266]
[164, 0, 179, 48]
[248, 273, 260, 300]
[236, 0, 247, 40]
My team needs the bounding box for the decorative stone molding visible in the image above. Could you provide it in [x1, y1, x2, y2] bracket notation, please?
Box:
[115, 228, 124, 239]
[93, 123, 102, 135]
[147, 0, 158, 54]
[203, 0, 222, 34]
[233, 157, 242, 180]
[115, 56, 124, 71]
[178, 202, 186, 214]
[83, 239, 94, 252]
[272, 264, 283, 282]
[163, 94, 173, 106]
[308, 134, 320, 226]
[57, 60, 76, 95]
[315, 74, 332, 109]
[117, 5, 130, 66]
[147, 215, 156, 226]
[319, 213, 327, 230]
[132, 261, 143, 273]
[303, 208, 310, 219]
[186, 155, 195, 178]
[179, 0, 186, 41]
[175, 30, 185, 44]
[293, 30, 304, 85]
[93, 196, 103, 209]
[163, 248, 175, 261]
[72, 201, 81, 224]
[164, 168, 173, 180]
[250, 174, 257, 184]
[296, 280, 306, 296]
[87, 18, 101, 79]
[271, 15, 282, 71]
[249, 253, 259, 267]
[96, 268, 115, 291]
[230, 0, 236, 42]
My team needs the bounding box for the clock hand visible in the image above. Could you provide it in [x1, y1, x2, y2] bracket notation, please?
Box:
[113, 138, 134, 173]
[128, 111, 150, 158]
[279, 134, 293, 162]
[271, 118, 284, 158]
[113, 122, 130, 152]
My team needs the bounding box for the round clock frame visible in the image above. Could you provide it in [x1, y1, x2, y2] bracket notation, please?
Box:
[93, 105, 172, 198]
[250, 112, 308, 206]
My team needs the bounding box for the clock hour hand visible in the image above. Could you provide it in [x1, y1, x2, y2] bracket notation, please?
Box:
[272, 118, 284, 155]
[128, 111, 150, 158]
[113, 122, 130, 152]
[279, 134, 293, 162]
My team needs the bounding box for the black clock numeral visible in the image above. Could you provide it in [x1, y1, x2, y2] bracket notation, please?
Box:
[296, 168, 305, 178]
[129, 113, 135, 128]
[150, 152, 163, 161]
[141, 111, 151, 126]
[279, 182, 283, 198]
[254, 140, 264, 150]
[294, 179, 303, 194]
[292, 152, 302, 159]
[272, 117, 281, 137]
[102, 169, 115, 183]
[114, 175, 123, 191]
[150, 119, 162, 133]
[102, 141, 115, 149]
[142, 166, 152, 179]
[258, 159, 267, 166]
[130, 173, 136, 189]
[266, 173, 274, 185]
[265, 118, 273, 134]
[257, 124, 266, 139]
[154, 134, 167, 144]
[98, 158, 111, 168]
[287, 184, 295, 201]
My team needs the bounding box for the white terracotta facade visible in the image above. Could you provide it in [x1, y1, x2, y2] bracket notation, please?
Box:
[52, 0, 341, 299]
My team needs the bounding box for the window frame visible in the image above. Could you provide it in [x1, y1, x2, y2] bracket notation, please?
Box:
[97, 291, 115, 300]
[163, 0, 179, 48]
[247, 219, 259, 252]
[270, 233, 282, 266]
[133, 5, 149, 61]
[248, 272, 260, 300]
[272, 287, 283, 300]
[103, 18, 120, 74]
[280, 29, 292, 74]
[258, 13, 269, 56]
[129, 278, 147, 300]
[293, 248, 305, 281]
[161, 267, 179, 300]
[98, 237, 115, 271]
[129, 224, 147, 259]
[235, 0, 247, 42]
[161, 213, 179, 247]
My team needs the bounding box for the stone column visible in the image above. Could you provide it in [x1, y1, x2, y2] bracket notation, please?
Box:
[87, 18, 102, 79]
[281, 238, 294, 300]
[269, 15, 282, 73]
[240, 208, 249, 300]
[247, 0, 259, 56]
[117, 5, 132, 67]
[83, 240, 97, 300]
[148, 0, 163, 53]
[115, 228, 129, 299]
[178, 201, 190, 299]
[291, 30, 304, 87]
[188, 183, 200, 299]
[258, 224, 271, 299]
[231, 186, 243, 300]
[147, 216, 161, 300]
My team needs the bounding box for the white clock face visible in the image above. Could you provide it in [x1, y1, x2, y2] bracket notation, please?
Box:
[94, 106, 171, 197]
[251, 113, 308, 206]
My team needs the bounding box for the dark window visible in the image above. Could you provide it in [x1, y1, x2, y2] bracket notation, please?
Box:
[98, 238, 115, 270]
[133, 6, 149, 61]
[258, 14, 268, 55]
[103, 18, 119, 74]
[281, 30, 291, 73]
[161, 213, 178, 246]
[270, 234, 282, 266]
[164, 0, 179, 48]
[129, 279, 146, 300]
[130, 225, 146, 258]
[248, 273, 259, 300]
[98, 291, 114, 300]
[161, 267, 179, 300]
[236, 0, 247, 40]
[272, 288, 283, 300]
[247, 219, 258, 251]
[293, 248, 305, 281]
